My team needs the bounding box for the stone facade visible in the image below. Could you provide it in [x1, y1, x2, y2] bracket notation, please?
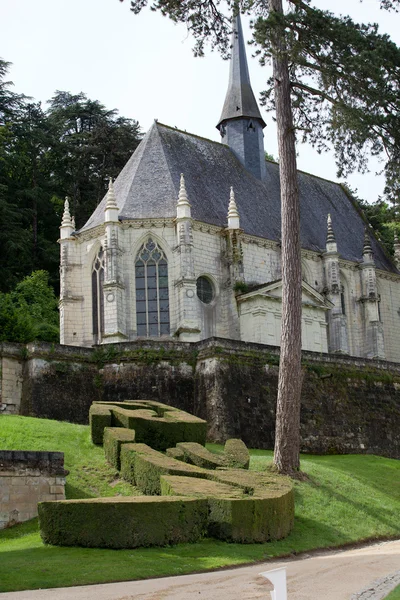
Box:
[57, 12, 400, 363]
[0, 451, 67, 529]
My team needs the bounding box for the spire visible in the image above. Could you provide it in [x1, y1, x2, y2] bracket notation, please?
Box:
[60, 197, 74, 239]
[61, 197, 73, 227]
[326, 213, 337, 253]
[363, 229, 373, 255]
[104, 178, 119, 223]
[176, 173, 191, 220]
[217, 12, 265, 130]
[227, 186, 240, 229]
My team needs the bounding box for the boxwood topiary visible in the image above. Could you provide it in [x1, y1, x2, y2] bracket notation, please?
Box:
[223, 439, 250, 469]
[103, 427, 136, 470]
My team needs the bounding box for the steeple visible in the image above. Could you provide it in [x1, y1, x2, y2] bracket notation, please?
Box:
[227, 187, 240, 229]
[217, 12, 266, 180]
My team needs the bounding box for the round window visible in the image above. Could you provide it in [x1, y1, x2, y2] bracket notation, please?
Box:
[196, 276, 214, 304]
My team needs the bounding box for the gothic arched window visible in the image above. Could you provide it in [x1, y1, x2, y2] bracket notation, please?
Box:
[135, 238, 170, 337]
[92, 247, 105, 343]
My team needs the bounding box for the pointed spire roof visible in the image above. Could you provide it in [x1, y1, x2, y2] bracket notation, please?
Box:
[217, 12, 266, 130]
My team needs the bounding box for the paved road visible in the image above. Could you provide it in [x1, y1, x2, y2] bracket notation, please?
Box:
[1, 539, 399, 600]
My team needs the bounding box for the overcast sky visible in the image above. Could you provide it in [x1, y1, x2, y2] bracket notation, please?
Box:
[2, 0, 400, 203]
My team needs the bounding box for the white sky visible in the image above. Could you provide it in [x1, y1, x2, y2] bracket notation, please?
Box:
[2, 0, 400, 203]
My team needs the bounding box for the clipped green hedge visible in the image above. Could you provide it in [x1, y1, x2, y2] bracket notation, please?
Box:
[160, 469, 294, 543]
[38, 496, 208, 549]
[90, 401, 207, 452]
[176, 442, 226, 469]
[89, 404, 112, 445]
[166, 447, 185, 461]
[224, 439, 250, 469]
[103, 427, 136, 470]
[120, 443, 207, 495]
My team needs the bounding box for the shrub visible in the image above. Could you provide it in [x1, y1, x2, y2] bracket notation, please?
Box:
[103, 427, 136, 470]
[89, 404, 112, 445]
[176, 442, 226, 469]
[120, 443, 207, 495]
[38, 496, 208, 549]
[224, 439, 250, 469]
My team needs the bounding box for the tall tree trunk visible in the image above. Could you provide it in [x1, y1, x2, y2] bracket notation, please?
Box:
[269, 0, 303, 474]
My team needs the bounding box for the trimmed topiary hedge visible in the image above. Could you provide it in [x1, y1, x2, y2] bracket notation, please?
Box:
[89, 404, 112, 445]
[224, 439, 250, 469]
[176, 442, 226, 469]
[90, 400, 207, 451]
[160, 469, 294, 543]
[38, 496, 208, 549]
[103, 427, 136, 470]
[120, 443, 208, 495]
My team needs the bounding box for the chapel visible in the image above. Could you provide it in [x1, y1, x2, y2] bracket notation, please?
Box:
[59, 14, 400, 362]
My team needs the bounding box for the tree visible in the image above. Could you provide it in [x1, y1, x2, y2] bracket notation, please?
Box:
[0, 271, 59, 343]
[46, 91, 142, 227]
[121, 0, 400, 474]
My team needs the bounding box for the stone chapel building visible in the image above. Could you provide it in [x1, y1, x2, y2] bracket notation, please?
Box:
[59, 14, 400, 362]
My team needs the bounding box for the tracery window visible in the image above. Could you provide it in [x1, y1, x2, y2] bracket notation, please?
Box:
[196, 276, 214, 304]
[92, 247, 105, 343]
[135, 238, 170, 337]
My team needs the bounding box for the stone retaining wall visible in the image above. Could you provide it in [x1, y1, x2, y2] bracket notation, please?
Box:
[0, 451, 67, 529]
[1, 339, 399, 459]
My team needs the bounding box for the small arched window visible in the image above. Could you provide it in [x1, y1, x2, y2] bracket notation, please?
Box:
[92, 247, 105, 343]
[135, 238, 170, 337]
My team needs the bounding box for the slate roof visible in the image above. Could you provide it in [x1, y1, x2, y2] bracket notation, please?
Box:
[81, 122, 396, 273]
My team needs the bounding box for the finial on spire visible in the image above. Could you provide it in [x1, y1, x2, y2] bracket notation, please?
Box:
[176, 173, 191, 220]
[326, 214, 336, 243]
[105, 178, 118, 211]
[61, 197, 73, 227]
[60, 197, 74, 239]
[104, 177, 119, 223]
[363, 229, 373, 255]
[227, 186, 240, 229]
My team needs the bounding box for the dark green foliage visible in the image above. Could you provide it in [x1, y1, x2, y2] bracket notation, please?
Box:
[38, 496, 208, 549]
[0, 61, 142, 294]
[103, 427, 136, 470]
[120, 443, 207, 494]
[176, 442, 226, 469]
[224, 439, 250, 469]
[0, 271, 59, 343]
[89, 404, 112, 445]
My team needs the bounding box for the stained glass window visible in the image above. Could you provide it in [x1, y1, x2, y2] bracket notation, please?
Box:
[92, 247, 105, 342]
[135, 238, 170, 337]
[196, 276, 214, 304]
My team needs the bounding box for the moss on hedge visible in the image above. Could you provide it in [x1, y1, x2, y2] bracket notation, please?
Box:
[103, 427, 136, 470]
[38, 496, 208, 549]
[224, 439, 250, 469]
[120, 443, 208, 495]
[89, 404, 112, 445]
[176, 442, 226, 469]
[90, 400, 207, 452]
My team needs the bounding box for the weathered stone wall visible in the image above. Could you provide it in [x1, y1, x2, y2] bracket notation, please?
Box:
[0, 343, 24, 415]
[1, 339, 399, 459]
[0, 451, 66, 529]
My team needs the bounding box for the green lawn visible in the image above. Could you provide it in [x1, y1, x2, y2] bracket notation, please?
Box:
[386, 585, 400, 599]
[1, 415, 399, 593]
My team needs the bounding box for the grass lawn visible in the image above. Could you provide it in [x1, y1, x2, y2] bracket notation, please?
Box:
[386, 586, 400, 599]
[0, 415, 399, 593]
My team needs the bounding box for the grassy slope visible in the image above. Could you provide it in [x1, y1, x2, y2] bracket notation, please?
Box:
[386, 586, 400, 600]
[0, 415, 399, 592]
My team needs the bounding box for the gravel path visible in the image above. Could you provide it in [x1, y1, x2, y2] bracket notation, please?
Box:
[1, 539, 399, 600]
